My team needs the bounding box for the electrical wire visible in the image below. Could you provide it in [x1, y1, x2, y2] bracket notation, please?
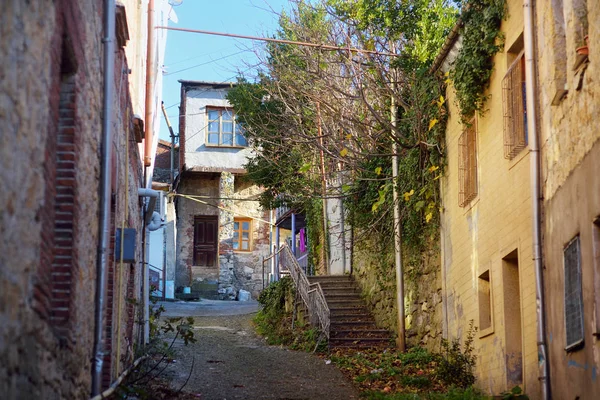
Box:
[165, 49, 247, 76]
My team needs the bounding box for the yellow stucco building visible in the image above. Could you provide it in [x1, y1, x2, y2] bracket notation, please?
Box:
[435, 0, 541, 397]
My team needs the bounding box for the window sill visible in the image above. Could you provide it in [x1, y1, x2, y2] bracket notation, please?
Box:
[565, 339, 584, 353]
[462, 197, 479, 215]
[205, 144, 248, 149]
[479, 327, 494, 339]
[507, 147, 530, 171]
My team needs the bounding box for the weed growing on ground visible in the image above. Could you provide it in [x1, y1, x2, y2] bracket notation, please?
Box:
[253, 277, 326, 351]
[111, 296, 197, 399]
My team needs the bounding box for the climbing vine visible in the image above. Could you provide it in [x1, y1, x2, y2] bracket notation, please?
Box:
[451, 0, 507, 122]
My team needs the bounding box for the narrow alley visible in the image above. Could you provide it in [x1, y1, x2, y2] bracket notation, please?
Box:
[158, 301, 358, 400]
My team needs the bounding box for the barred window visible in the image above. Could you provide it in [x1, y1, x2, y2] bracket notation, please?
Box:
[564, 235, 584, 350]
[458, 119, 477, 207]
[502, 52, 528, 159]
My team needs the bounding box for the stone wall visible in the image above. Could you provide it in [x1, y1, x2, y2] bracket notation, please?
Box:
[0, 1, 145, 396]
[175, 173, 270, 299]
[176, 174, 220, 287]
[352, 236, 443, 351]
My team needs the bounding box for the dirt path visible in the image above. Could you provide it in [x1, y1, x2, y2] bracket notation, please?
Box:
[159, 301, 358, 400]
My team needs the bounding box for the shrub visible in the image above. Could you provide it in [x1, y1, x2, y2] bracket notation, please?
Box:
[437, 320, 477, 388]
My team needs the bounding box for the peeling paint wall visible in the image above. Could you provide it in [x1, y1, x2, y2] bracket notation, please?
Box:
[536, 1, 600, 398]
[181, 84, 255, 171]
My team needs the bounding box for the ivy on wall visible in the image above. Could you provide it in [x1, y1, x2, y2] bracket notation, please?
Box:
[451, 0, 507, 122]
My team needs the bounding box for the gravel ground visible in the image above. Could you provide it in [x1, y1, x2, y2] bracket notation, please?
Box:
[157, 301, 358, 400]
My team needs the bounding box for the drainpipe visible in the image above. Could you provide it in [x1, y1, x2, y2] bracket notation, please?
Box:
[144, 0, 155, 168]
[92, 0, 115, 395]
[523, 1, 550, 398]
[138, 188, 161, 344]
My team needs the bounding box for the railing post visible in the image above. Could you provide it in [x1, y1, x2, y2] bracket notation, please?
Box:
[275, 226, 280, 280]
[291, 212, 296, 256]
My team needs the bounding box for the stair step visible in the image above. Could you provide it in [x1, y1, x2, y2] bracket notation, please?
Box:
[330, 314, 375, 325]
[330, 306, 369, 313]
[331, 321, 379, 329]
[327, 301, 364, 308]
[329, 337, 393, 346]
[308, 275, 353, 280]
[331, 328, 389, 335]
[324, 293, 360, 299]
[322, 288, 360, 293]
[330, 342, 393, 349]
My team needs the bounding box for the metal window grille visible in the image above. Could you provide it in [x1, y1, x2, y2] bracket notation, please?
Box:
[564, 236, 584, 350]
[458, 119, 478, 207]
[502, 53, 528, 159]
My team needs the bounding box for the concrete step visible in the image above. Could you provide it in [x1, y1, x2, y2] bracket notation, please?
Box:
[329, 337, 393, 348]
[323, 293, 362, 300]
[330, 329, 391, 339]
[327, 299, 364, 308]
[331, 320, 378, 329]
[330, 315, 375, 323]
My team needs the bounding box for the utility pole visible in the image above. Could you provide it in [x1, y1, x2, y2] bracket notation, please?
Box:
[316, 101, 330, 273]
[161, 101, 177, 186]
[390, 42, 405, 352]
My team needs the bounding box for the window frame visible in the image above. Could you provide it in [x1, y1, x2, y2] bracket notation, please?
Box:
[478, 268, 494, 338]
[502, 51, 528, 160]
[233, 217, 252, 252]
[593, 218, 600, 336]
[205, 107, 247, 148]
[564, 235, 584, 351]
[458, 118, 478, 207]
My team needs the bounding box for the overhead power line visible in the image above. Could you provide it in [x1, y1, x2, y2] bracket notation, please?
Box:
[156, 26, 399, 57]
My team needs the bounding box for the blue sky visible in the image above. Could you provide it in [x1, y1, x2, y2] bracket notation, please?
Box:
[159, 0, 291, 140]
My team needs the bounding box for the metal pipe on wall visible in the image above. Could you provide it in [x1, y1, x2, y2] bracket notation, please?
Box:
[523, 1, 550, 398]
[92, 0, 116, 395]
[144, 0, 155, 168]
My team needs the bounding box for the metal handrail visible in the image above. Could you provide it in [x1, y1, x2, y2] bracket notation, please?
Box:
[279, 245, 330, 339]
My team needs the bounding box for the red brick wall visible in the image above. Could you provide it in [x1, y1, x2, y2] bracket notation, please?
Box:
[35, 4, 80, 345]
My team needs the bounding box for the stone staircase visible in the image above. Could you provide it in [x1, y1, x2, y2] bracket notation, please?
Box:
[308, 275, 394, 349]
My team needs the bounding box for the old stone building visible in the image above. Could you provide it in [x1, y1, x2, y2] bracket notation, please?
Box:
[435, 0, 540, 396]
[175, 81, 271, 299]
[535, 1, 600, 398]
[0, 1, 172, 397]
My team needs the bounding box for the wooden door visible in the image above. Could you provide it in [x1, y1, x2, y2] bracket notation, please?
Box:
[193, 216, 218, 267]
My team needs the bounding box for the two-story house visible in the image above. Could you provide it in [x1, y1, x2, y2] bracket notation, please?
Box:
[435, 0, 540, 396]
[435, 0, 600, 398]
[175, 81, 271, 299]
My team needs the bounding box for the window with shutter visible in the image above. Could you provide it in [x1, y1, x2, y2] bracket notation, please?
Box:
[458, 118, 478, 207]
